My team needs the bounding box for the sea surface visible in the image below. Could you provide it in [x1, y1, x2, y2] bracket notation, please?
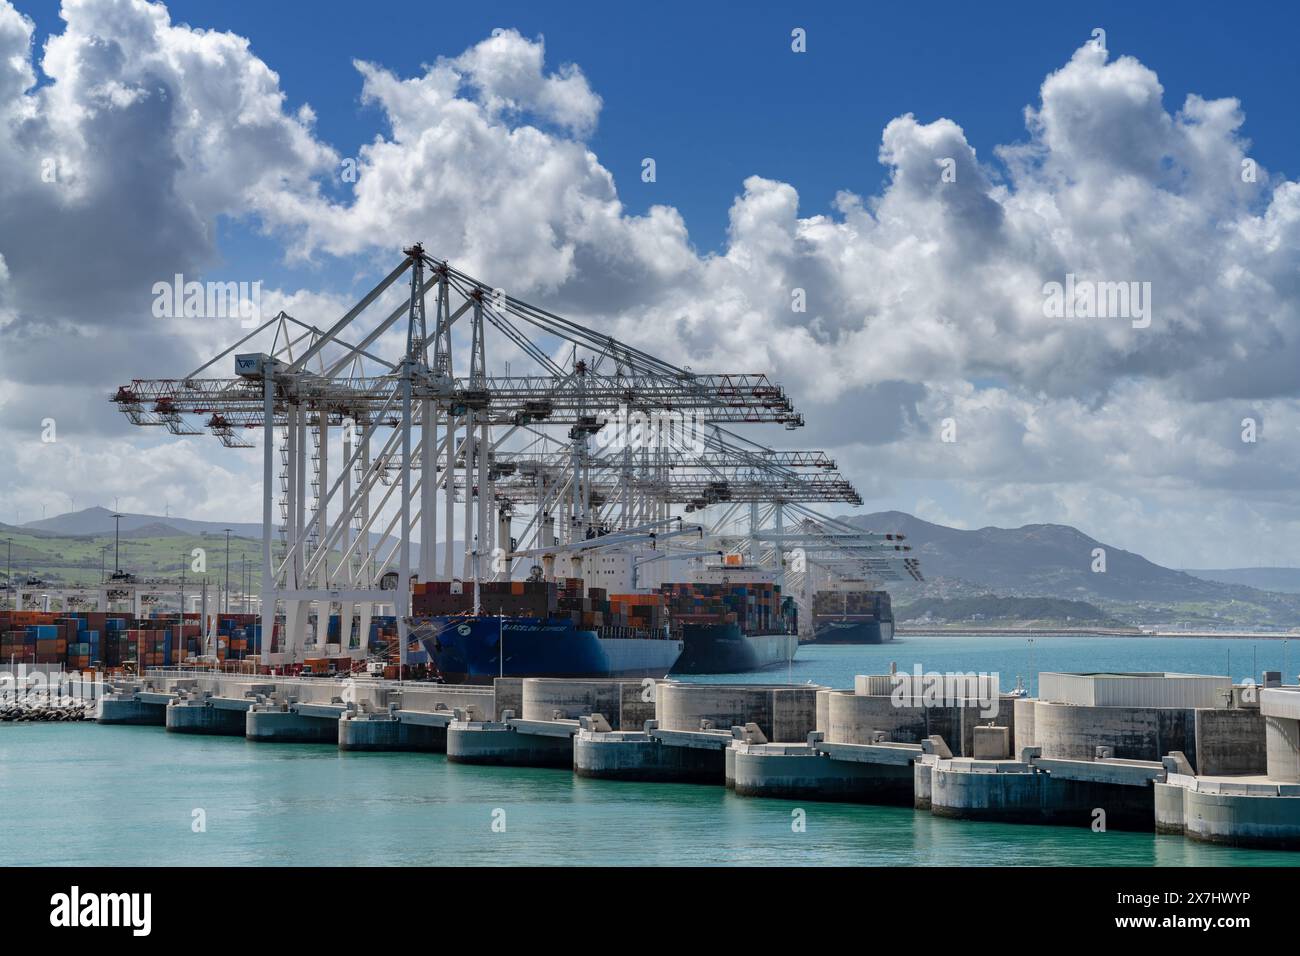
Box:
[1, 635, 1298, 867]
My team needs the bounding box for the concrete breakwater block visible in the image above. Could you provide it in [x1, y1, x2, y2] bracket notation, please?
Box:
[914, 757, 935, 810]
[825, 690, 1016, 757]
[1182, 787, 1300, 850]
[656, 682, 823, 742]
[1153, 781, 1186, 835]
[446, 720, 575, 767]
[165, 698, 248, 736]
[731, 743, 914, 804]
[98, 694, 168, 726]
[338, 714, 446, 752]
[1, 701, 93, 722]
[523, 678, 657, 729]
[929, 759, 1154, 831]
[573, 729, 724, 783]
[245, 705, 339, 744]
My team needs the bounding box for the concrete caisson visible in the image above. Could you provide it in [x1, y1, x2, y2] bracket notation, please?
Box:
[338, 714, 446, 752]
[930, 760, 1154, 831]
[1264, 714, 1300, 783]
[1153, 781, 1186, 835]
[824, 690, 1015, 756]
[522, 678, 657, 729]
[445, 721, 574, 767]
[731, 745, 913, 804]
[655, 682, 822, 742]
[245, 705, 339, 743]
[913, 758, 934, 810]
[166, 698, 248, 735]
[572, 730, 724, 782]
[1194, 709, 1266, 776]
[98, 694, 168, 726]
[1031, 701, 1195, 764]
[1183, 789, 1300, 850]
[1013, 697, 1036, 754]
[826, 691, 933, 744]
[815, 688, 836, 734]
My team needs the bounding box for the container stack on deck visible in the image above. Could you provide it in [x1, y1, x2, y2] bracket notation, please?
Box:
[811, 589, 890, 623]
[411, 580, 559, 618]
[609, 593, 667, 634]
[658, 582, 787, 635]
[409, 580, 668, 638]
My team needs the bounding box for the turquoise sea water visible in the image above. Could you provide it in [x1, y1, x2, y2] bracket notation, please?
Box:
[698, 633, 1299, 695]
[1, 636, 1297, 867]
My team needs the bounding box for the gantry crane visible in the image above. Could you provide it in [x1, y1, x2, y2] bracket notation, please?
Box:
[111, 244, 916, 665]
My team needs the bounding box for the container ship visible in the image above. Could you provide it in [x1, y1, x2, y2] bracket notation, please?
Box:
[809, 586, 894, 644]
[407, 550, 798, 679]
[581, 546, 799, 673]
[660, 579, 798, 673]
[408, 579, 683, 684]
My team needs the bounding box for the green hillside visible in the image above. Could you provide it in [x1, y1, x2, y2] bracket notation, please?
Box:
[896, 594, 1121, 625]
[0, 528, 262, 591]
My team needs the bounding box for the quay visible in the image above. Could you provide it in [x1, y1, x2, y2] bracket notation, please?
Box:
[92, 668, 1300, 851]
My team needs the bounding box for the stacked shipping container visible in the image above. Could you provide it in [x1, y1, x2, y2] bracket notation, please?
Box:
[409, 579, 670, 639]
[811, 589, 890, 623]
[658, 581, 789, 635]
[0, 610, 268, 669]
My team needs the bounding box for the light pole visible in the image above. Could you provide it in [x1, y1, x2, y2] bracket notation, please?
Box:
[4, 539, 10, 609]
[223, 529, 231, 617]
[1028, 637, 1035, 695]
[179, 548, 187, 651]
[111, 513, 123, 574]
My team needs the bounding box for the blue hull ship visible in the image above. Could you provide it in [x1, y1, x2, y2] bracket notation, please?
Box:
[410, 615, 683, 684]
[811, 618, 894, 644]
[668, 622, 798, 674]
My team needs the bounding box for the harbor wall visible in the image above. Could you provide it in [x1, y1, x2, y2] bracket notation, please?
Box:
[339, 715, 446, 752]
[1194, 709, 1267, 776]
[521, 678, 656, 729]
[1265, 715, 1300, 782]
[655, 683, 822, 741]
[823, 690, 1016, 756]
[1030, 701, 1196, 765]
[83, 672, 1300, 851]
[573, 731, 723, 782]
[1182, 788, 1300, 850]
[731, 746, 912, 804]
[930, 761, 1154, 830]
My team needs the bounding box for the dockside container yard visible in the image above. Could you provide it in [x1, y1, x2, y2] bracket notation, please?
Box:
[0, 609, 408, 673]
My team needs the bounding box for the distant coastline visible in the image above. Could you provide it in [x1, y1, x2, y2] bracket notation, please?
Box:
[895, 625, 1299, 640]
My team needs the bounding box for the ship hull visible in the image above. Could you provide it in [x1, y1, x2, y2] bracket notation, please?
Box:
[811, 618, 894, 644]
[669, 622, 798, 674]
[411, 616, 682, 684]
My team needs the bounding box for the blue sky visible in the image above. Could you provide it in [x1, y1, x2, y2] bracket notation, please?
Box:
[20, 0, 1300, 288]
[4, 0, 1300, 568]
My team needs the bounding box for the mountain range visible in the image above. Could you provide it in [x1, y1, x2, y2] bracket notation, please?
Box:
[844, 511, 1300, 628]
[6, 507, 1300, 627]
[17, 507, 263, 540]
